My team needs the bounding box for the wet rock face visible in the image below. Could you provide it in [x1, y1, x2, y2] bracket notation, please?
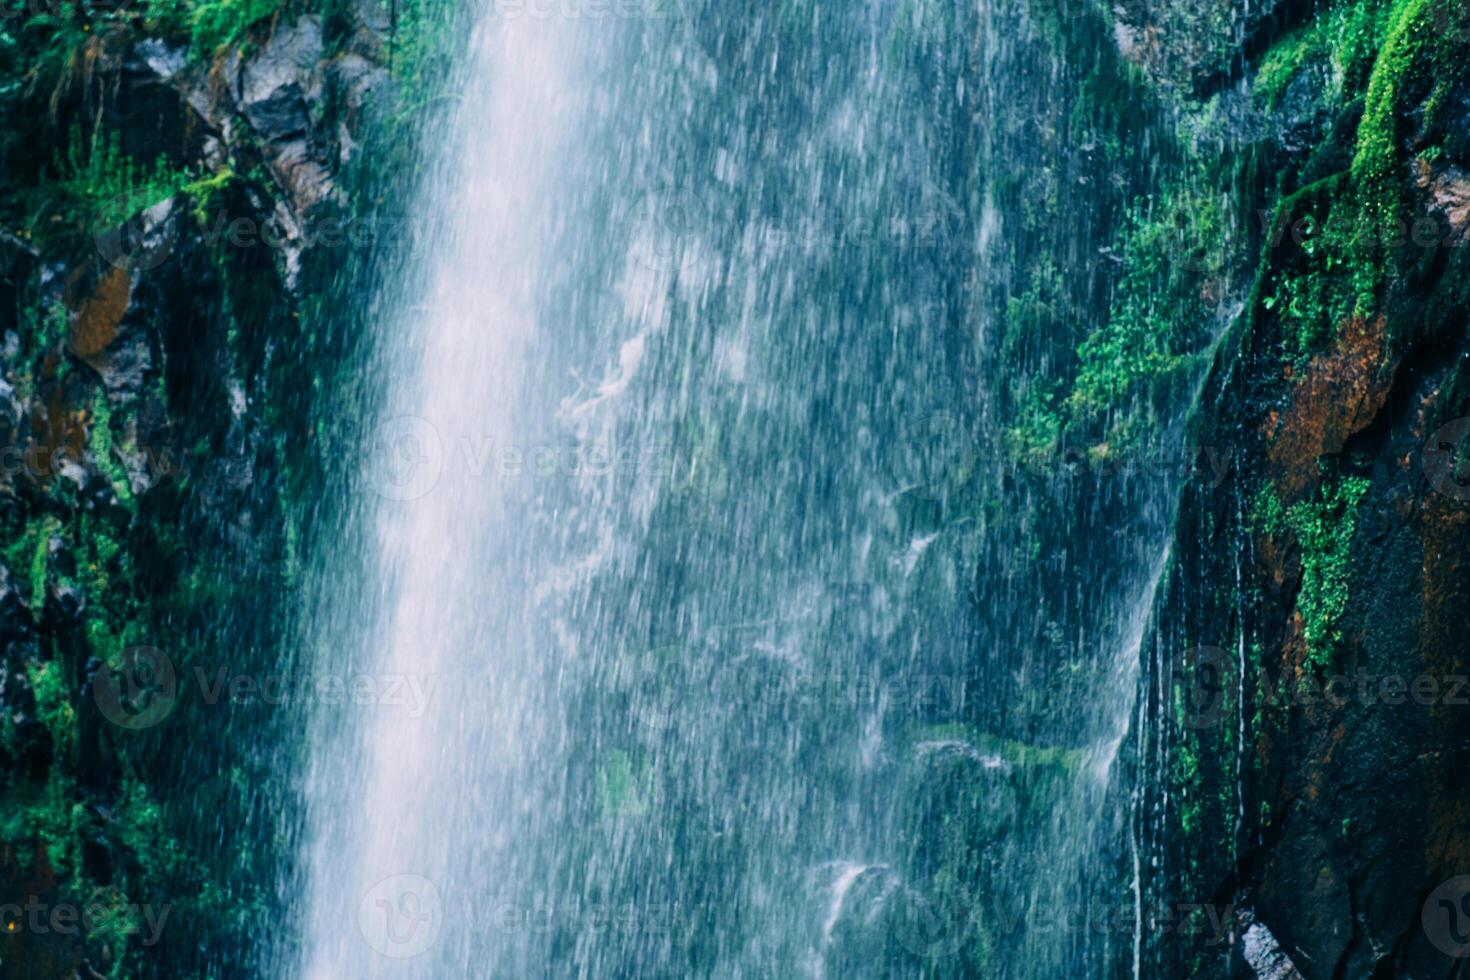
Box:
[238, 17, 324, 139]
[0, 10, 389, 976]
[235, 18, 339, 214]
[1111, 0, 1299, 93]
[124, 14, 390, 224]
[1119, 3, 1470, 978]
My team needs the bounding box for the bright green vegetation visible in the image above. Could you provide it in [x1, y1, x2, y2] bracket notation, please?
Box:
[1287, 476, 1370, 669]
[28, 516, 57, 617]
[1352, 0, 1462, 220]
[182, 0, 286, 55]
[1002, 174, 1236, 458]
[89, 393, 137, 506]
[1173, 736, 1203, 835]
[1069, 183, 1229, 425]
[1253, 0, 1398, 109]
[1250, 482, 1288, 538]
[1032, 0, 1470, 458]
[1259, 173, 1359, 359]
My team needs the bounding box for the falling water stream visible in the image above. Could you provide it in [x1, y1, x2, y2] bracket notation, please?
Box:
[292, 2, 1205, 976]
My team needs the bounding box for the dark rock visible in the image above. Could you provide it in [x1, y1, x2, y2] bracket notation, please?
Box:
[50, 581, 85, 621]
[264, 137, 336, 214]
[242, 81, 313, 141]
[331, 53, 392, 163]
[1273, 65, 1332, 154]
[1112, 0, 1302, 94]
[237, 17, 325, 141]
[1419, 162, 1470, 240]
[1239, 910, 1306, 979]
[353, 0, 393, 36]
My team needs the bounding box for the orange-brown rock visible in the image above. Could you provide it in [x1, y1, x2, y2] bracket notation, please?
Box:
[1266, 315, 1395, 504]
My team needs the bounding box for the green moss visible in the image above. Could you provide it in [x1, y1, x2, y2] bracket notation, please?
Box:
[1255, 171, 1385, 359]
[1352, 0, 1459, 227]
[1255, 23, 1329, 110]
[51, 126, 188, 237]
[1003, 379, 1063, 464]
[1256, 0, 1399, 109]
[0, 770, 84, 875]
[1287, 475, 1370, 669]
[1250, 483, 1288, 537]
[36, 300, 69, 353]
[82, 885, 144, 964]
[1174, 737, 1202, 836]
[381, 0, 467, 92]
[90, 392, 137, 507]
[26, 658, 76, 757]
[189, 0, 284, 57]
[29, 515, 60, 620]
[116, 778, 186, 885]
[182, 168, 238, 225]
[2, 518, 37, 593]
[1067, 181, 1228, 438]
[1333, 0, 1400, 90]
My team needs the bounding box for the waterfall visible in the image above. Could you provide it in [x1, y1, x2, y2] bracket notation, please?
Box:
[298, 12, 589, 978]
[290, 2, 1204, 976]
